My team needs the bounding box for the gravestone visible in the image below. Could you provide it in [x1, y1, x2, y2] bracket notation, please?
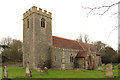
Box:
[3, 66, 8, 79]
[106, 64, 114, 78]
[44, 67, 48, 74]
[26, 67, 30, 77]
[25, 62, 32, 77]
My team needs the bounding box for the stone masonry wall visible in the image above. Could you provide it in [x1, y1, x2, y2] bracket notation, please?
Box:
[51, 47, 79, 70]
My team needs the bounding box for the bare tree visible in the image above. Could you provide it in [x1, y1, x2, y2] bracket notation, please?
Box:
[77, 34, 90, 43]
[76, 34, 83, 42]
[83, 34, 90, 43]
[0, 37, 12, 46]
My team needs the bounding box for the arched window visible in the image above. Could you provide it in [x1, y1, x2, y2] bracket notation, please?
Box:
[41, 18, 45, 28]
[70, 54, 74, 62]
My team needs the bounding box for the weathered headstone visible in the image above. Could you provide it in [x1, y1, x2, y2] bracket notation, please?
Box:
[3, 66, 8, 79]
[25, 62, 32, 77]
[97, 67, 104, 72]
[44, 67, 48, 74]
[106, 64, 114, 78]
[26, 66, 30, 77]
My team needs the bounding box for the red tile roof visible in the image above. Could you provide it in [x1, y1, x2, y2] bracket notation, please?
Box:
[52, 36, 100, 57]
[52, 36, 83, 50]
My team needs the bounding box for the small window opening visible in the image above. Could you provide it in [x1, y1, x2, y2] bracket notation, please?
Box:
[27, 19, 29, 28]
[41, 18, 45, 28]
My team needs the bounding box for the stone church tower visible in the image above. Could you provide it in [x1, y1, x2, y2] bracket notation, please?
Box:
[23, 6, 52, 69]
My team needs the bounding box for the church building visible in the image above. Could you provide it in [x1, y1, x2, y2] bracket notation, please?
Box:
[23, 6, 102, 70]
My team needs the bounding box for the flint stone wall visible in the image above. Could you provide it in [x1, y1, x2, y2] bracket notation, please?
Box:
[51, 47, 79, 70]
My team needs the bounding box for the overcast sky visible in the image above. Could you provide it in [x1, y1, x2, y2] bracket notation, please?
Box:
[0, 0, 118, 50]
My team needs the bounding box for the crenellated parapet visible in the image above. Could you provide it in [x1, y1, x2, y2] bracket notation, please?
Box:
[23, 6, 52, 19]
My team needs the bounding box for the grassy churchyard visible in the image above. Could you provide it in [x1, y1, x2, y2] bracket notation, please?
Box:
[1, 65, 119, 78]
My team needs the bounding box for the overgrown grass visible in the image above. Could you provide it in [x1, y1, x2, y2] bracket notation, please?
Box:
[1, 65, 119, 78]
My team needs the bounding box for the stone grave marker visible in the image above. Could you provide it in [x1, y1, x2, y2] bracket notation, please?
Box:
[106, 64, 114, 78]
[3, 66, 8, 79]
[26, 66, 30, 77]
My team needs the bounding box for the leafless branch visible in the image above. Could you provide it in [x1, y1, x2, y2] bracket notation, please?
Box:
[82, 1, 120, 17]
[108, 25, 119, 37]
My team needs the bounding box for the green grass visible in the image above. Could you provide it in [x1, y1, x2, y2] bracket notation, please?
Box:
[1, 65, 119, 78]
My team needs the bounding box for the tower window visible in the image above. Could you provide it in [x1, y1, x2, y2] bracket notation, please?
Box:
[41, 18, 45, 28]
[27, 19, 29, 28]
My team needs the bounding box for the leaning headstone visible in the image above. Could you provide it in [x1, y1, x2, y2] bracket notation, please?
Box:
[26, 67, 30, 77]
[44, 67, 48, 74]
[37, 68, 43, 73]
[3, 66, 8, 79]
[97, 67, 104, 72]
[106, 64, 114, 78]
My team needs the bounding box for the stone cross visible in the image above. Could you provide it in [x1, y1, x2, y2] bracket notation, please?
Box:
[3, 66, 8, 79]
[106, 64, 114, 78]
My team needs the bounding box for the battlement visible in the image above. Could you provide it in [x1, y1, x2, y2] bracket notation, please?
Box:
[23, 6, 52, 19]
